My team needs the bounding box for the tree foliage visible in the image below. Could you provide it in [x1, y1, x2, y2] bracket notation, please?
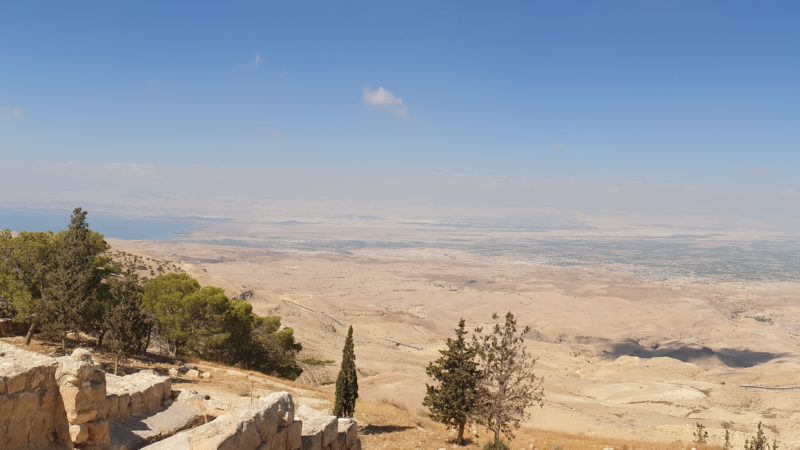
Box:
[0, 208, 302, 380]
[424, 318, 481, 445]
[333, 325, 358, 418]
[473, 312, 544, 447]
[142, 272, 302, 378]
[106, 271, 149, 373]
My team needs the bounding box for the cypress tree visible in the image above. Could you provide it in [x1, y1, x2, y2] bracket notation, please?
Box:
[424, 318, 481, 445]
[333, 325, 358, 418]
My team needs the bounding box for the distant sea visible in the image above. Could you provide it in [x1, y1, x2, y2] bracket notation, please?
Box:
[0, 208, 197, 240]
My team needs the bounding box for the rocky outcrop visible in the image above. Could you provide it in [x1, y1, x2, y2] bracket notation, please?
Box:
[0, 341, 70, 449]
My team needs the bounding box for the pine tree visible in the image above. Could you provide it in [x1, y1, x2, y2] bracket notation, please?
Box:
[41, 208, 108, 347]
[424, 318, 481, 445]
[106, 271, 148, 374]
[473, 312, 544, 449]
[333, 325, 358, 418]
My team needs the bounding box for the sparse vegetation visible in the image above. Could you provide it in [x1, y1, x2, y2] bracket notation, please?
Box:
[301, 357, 335, 366]
[694, 422, 709, 444]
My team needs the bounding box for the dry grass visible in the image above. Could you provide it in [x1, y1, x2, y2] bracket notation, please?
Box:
[353, 398, 721, 450]
[3, 336, 721, 450]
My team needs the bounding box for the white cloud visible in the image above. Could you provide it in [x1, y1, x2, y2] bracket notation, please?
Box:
[242, 52, 262, 69]
[0, 107, 23, 119]
[363, 87, 407, 118]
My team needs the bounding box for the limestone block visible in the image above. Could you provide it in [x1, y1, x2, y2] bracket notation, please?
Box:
[28, 367, 47, 389]
[60, 382, 97, 424]
[286, 420, 303, 450]
[6, 371, 27, 394]
[69, 424, 89, 444]
[338, 419, 358, 447]
[87, 419, 111, 447]
[268, 424, 289, 448]
[168, 367, 179, 377]
[186, 369, 200, 379]
[200, 371, 212, 379]
[331, 432, 346, 450]
[14, 391, 39, 418]
[301, 431, 322, 450]
[162, 378, 172, 400]
[130, 391, 145, 417]
[0, 393, 13, 417]
[117, 393, 131, 420]
[298, 405, 337, 447]
[106, 394, 119, 419]
[264, 391, 295, 426]
[143, 383, 162, 411]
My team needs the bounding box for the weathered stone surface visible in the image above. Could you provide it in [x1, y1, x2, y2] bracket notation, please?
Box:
[186, 368, 201, 379]
[168, 367, 179, 377]
[297, 404, 337, 447]
[142, 392, 297, 450]
[201, 371, 212, 379]
[87, 419, 111, 447]
[69, 423, 89, 444]
[55, 348, 111, 448]
[301, 431, 322, 450]
[0, 341, 70, 450]
[285, 420, 303, 450]
[337, 418, 358, 447]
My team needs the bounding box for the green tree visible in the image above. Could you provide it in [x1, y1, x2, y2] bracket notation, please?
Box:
[40, 208, 110, 346]
[0, 230, 57, 343]
[473, 312, 544, 449]
[333, 325, 358, 418]
[424, 318, 481, 445]
[141, 273, 201, 356]
[106, 271, 148, 374]
[246, 315, 303, 379]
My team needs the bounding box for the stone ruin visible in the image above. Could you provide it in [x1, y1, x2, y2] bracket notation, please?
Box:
[0, 341, 361, 450]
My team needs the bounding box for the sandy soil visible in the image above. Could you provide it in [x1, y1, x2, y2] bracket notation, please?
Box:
[110, 238, 800, 447]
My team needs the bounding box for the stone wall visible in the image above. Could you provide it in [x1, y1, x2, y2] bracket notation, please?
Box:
[143, 391, 298, 450]
[0, 341, 70, 449]
[55, 348, 111, 449]
[297, 405, 361, 450]
[1, 342, 361, 450]
[106, 370, 171, 421]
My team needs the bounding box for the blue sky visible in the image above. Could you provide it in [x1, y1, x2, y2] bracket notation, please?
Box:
[1, 1, 798, 225]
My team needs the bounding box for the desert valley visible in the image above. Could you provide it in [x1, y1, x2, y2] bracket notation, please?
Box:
[107, 219, 800, 447]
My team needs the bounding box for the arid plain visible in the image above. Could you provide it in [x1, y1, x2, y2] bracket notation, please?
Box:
[110, 220, 800, 447]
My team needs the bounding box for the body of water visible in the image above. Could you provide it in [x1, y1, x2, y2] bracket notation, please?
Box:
[0, 208, 198, 240]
